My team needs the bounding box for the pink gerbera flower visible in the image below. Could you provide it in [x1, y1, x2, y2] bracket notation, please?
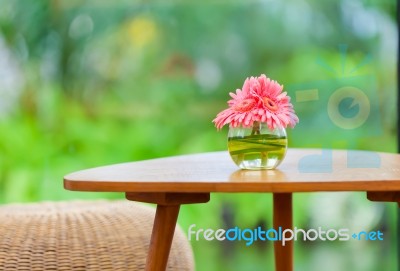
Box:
[213, 74, 299, 130]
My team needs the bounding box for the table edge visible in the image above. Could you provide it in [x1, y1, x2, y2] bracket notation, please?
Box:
[64, 179, 400, 193]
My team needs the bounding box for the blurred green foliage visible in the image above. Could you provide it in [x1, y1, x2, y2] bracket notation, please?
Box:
[0, 0, 397, 270]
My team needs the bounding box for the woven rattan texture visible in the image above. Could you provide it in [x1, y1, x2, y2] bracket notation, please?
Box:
[0, 200, 194, 271]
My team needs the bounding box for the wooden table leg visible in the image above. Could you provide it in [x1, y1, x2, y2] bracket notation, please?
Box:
[125, 192, 210, 271]
[273, 193, 293, 271]
[146, 204, 180, 271]
[367, 191, 400, 207]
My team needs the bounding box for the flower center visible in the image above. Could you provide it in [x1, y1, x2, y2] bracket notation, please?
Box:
[263, 97, 278, 112]
[233, 98, 256, 112]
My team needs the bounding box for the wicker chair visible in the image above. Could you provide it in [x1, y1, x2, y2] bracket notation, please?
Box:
[0, 200, 194, 271]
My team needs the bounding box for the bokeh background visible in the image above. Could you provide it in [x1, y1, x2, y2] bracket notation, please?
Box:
[0, 0, 397, 270]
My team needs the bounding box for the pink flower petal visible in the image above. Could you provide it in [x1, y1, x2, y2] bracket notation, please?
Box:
[213, 74, 299, 129]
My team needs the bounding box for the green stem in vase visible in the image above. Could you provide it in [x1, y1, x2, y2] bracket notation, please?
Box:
[237, 122, 259, 165]
[228, 121, 287, 170]
[261, 150, 268, 166]
[251, 121, 261, 136]
[251, 122, 267, 165]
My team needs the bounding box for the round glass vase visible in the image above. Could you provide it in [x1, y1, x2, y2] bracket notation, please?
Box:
[227, 122, 288, 170]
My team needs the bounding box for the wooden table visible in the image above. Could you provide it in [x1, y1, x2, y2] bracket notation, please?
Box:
[64, 149, 400, 271]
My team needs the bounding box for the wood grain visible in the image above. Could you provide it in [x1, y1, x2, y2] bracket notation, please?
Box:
[273, 193, 293, 271]
[64, 149, 400, 193]
[367, 191, 400, 202]
[145, 204, 180, 271]
[126, 192, 210, 205]
[63, 149, 400, 271]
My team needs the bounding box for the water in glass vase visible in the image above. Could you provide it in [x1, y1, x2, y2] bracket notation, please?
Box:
[228, 133, 287, 170]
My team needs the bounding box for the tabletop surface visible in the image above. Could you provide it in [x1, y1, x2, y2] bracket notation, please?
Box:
[64, 149, 400, 193]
